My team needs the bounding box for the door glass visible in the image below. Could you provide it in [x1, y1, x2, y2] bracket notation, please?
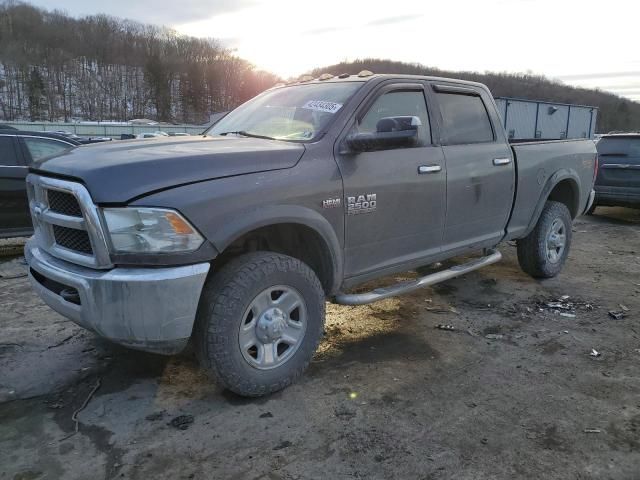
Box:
[23, 137, 71, 162]
[437, 92, 494, 145]
[357, 90, 431, 146]
[0, 136, 19, 165]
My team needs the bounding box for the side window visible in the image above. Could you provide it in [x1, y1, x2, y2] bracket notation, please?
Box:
[436, 92, 494, 145]
[357, 90, 431, 146]
[23, 137, 71, 162]
[0, 136, 20, 166]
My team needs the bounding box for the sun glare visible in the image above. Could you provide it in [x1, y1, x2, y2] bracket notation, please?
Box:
[175, 0, 638, 96]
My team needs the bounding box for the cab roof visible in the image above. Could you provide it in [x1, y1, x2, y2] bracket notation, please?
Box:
[280, 72, 488, 90]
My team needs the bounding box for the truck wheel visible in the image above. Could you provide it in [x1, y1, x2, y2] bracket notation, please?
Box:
[194, 252, 325, 397]
[516, 201, 572, 278]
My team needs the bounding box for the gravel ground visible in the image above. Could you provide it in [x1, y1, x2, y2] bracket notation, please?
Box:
[1, 207, 639, 480]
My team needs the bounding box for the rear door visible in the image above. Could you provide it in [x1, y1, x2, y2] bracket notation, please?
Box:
[595, 136, 640, 198]
[335, 82, 447, 277]
[0, 135, 31, 237]
[431, 83, 515, 251]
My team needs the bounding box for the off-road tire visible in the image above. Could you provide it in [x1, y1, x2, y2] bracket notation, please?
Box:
[517, 201, 572, 278]
[194, 252, 325, 397]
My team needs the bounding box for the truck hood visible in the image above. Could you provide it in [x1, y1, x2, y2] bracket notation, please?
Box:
[32, 136, 305, 203]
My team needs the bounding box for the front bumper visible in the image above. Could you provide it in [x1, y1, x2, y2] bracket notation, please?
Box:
[25, 240, 210, 354]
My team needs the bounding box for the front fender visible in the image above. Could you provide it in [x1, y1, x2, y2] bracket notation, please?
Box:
[210, 204, 344, 293]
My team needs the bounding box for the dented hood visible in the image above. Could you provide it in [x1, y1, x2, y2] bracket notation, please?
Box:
[32, 135, 305, 203]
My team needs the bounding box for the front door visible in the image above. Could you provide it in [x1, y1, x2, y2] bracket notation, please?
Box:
[432, 85, 515, 251]
[335, 84, 447, 278]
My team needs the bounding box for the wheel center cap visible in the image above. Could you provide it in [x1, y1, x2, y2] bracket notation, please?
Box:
[256, 308, 287, 343]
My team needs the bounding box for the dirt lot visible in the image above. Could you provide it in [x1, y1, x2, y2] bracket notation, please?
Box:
[1, 207, 639, 480]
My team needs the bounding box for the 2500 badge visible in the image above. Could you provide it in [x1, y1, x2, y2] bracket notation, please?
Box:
[347, 194, 377, 215]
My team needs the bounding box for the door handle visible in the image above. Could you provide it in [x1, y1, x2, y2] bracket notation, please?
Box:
[493, 158, 511, 166]
[418, 165, 442, 174]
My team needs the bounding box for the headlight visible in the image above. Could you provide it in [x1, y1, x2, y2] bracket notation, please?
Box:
[102, 208, 204, 253]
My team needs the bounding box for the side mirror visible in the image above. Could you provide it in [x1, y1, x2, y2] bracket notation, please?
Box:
[345, 116, 421, 152]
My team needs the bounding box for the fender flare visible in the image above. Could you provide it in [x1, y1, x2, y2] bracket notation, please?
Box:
[524, 168, 581, 237]
[210, 205, 344, 294]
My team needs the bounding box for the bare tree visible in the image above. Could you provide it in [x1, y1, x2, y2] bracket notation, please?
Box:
[0, 1, 279, 123]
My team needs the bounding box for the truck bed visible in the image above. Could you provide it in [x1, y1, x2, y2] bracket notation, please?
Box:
[505, 138, 597, 240]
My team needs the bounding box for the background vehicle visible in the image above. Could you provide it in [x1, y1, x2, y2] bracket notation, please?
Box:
[53, 131, 113, 144]
[136, 132, 169, 139]
[0, 131, 77, 238]
[24, 74, 597, 396]
[590, 133, 640, 212]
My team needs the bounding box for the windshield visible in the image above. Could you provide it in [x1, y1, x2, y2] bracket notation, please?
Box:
[207, 82, 363, 141]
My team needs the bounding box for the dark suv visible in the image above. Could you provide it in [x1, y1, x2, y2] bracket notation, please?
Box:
[591, 133, 640, 212]
[0, 131, 77, 238]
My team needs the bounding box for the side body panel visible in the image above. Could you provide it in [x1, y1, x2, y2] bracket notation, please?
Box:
[506, 139, 597, 240]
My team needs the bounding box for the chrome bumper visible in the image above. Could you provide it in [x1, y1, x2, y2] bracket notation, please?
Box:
[25, 240, 210, 354]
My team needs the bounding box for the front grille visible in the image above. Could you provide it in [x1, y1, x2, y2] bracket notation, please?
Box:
[53, 225, 93, 255]
[47, 190, 82, 217]
[27, 174, 111, 268]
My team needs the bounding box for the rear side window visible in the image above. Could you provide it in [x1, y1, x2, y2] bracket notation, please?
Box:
[23, 137, 71, 162]
[437, 92, 494, 145]
[0, 136, 20, 166]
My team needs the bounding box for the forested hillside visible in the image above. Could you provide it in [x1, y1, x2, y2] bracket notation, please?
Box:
[311, 60, 640, 133]
[1, 2, 638, 132]
[0, 1, 277, 124]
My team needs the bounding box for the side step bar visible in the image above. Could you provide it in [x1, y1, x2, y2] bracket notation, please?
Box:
[334, 249, 502, 306]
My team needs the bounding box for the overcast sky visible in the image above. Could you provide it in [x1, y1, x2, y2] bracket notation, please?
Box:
[28, 0, 639, 101]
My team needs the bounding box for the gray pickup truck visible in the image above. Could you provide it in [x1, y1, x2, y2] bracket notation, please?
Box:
[25, 73, 597, 396]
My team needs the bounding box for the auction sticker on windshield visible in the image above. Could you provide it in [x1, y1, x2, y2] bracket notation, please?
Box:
[302, 100, 343, 114]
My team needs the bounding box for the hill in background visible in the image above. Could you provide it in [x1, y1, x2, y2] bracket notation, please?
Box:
[1, 0, 637, 132]
[311, 59, 640, 133]
[0, 1, 277, 124]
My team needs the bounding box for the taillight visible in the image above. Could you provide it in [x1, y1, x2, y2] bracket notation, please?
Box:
[593, 154, 599, 183]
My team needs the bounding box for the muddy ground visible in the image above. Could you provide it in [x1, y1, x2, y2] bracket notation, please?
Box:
[1, 207, 639, 480]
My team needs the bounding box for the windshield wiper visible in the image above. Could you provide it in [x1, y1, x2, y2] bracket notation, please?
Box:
[218, 130, 276, 140]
